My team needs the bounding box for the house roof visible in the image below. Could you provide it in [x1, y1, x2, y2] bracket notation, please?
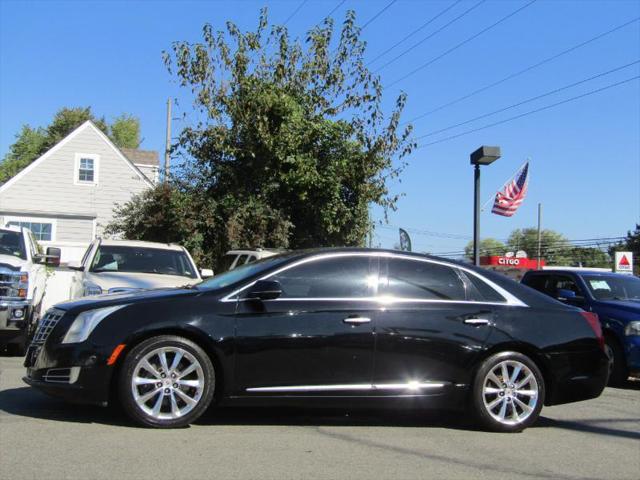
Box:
[121, 148, 159, 166]
[0, 120, 153, 193]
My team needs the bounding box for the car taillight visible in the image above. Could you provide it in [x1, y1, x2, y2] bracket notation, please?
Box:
[580, 311, 604, 350]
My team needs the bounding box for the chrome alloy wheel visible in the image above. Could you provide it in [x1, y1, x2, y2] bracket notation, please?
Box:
[482, 360, 539, 426]
[131, 347, 206, 420]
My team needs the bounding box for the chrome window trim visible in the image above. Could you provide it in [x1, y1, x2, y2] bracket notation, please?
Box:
[246, 381, 445, 393]
[220, 251, 527, 307]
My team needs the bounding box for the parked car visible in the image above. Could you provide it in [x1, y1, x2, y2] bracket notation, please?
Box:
[24, 248, 607, 431]
[522, 269, 640, 385]
[0, 225, 59, 354]
[219, 248, 282, 271]
[67, 239, 213, 298]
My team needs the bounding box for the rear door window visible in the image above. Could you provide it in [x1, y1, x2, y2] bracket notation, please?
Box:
[382, 258, 467, 301]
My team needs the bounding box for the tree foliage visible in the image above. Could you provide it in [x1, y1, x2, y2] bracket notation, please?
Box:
[464, 238, 506, 259]
[0, 107, 141, 183]
[110, 114, 141, 149]
[110, 8, 414, 266]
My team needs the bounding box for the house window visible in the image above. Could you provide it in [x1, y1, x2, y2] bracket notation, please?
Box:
[79, 158, 94, 182]
[74, 153, 99, 185]
[7, 221, 53, 241]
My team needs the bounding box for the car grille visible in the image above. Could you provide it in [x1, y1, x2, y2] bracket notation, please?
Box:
[0, 272, 18, 298]
[32, 309, 65, 344]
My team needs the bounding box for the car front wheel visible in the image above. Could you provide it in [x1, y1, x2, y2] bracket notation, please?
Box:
[119, 335, 215, 428]
[472, 351, 545, 433]
[604, 335, 628, 386]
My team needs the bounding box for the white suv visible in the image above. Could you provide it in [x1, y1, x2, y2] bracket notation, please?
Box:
[220, 248, 283, 271]
[68, 239, 213, 298]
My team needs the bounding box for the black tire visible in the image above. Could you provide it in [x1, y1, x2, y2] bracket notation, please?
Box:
[604, 335, 628, 387]
[6, 342, 26, 357]
[118, 335, 216, 428]
[471, 351, 545, 433]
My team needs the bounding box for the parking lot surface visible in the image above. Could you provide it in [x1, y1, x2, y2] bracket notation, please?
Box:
[0, 357, 638, 480]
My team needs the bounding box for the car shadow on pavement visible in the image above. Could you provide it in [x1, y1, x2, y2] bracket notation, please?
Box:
[534, 416, 640, 441]
[0, 386, 130, 427]
[0, 385, 477, 430]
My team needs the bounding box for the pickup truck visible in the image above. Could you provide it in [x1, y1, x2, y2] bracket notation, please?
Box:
[0, 225, 59, 354]
[68, 239, 213, 298]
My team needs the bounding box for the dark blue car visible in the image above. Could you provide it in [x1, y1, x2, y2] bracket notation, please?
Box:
[522, 269, 640, 385]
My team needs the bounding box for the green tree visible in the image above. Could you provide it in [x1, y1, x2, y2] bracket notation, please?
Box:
[110, 114, 141, 149]
[464, 238, 506, 259]
[507, 228, 573, 265]
[110, 8, 414, 265]
[0, 107, 142, 183]
[0, 126, 48, 183]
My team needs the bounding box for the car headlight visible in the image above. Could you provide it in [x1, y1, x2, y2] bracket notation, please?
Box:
[83, 281, 103, 296]
[625, 321, 640, 337]
[62, 305, 125, 344]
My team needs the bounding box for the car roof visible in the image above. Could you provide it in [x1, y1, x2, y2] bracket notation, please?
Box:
[0, 225, 25, 233]
[525, 269, 628, 278]
[99, 239, 185, 251]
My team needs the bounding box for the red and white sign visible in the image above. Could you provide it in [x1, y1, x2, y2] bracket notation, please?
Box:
[614, 252, 633, 275]
[480, 256, 545, 269]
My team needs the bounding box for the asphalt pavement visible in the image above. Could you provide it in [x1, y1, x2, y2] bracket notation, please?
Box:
[0, 356, 638, 480]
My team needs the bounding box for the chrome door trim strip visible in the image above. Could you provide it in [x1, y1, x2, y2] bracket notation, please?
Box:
[221, 251, 527, 307]
[246, 382, 446, 393]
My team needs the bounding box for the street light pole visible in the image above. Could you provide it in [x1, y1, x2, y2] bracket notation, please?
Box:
[470, 146, 501, 266]
[473, 163, 481, 266]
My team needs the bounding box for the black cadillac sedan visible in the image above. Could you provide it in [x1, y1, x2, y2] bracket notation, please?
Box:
[24, 248, 608, 431]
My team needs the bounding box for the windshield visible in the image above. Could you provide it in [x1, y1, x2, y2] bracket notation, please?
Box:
[198, 256, 289, 291]
[0, 230, 26, 260]
[90, 246, 197, 278]
[583, 275, 640, 301]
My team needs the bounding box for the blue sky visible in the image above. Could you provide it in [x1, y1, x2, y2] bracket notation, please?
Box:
[1, 0, 639, 255]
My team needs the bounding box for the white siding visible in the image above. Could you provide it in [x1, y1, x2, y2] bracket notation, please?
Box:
[0, 124, 150, 237]
[135, 164, 159, 184]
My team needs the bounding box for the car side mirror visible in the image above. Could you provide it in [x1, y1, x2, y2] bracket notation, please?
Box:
[44, 247, 61, 267]
[557, 288, 584, 304]
[200, 268, 214, 278]
[246, 280, 282, 301]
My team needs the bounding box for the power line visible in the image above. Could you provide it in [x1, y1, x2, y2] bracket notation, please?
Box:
[385, 0, 537, 89]
[416, 60, 640, 140]
[374, 0, 485, 73]
[418, 75, 640, 148]
[432, 238, 627, 257]
[403, 16, 640, 125]
[283, 0, 309, 26]
[361, 0, 398, 31]
[367, 0, 464, 67]
[325, 0, 347, 20]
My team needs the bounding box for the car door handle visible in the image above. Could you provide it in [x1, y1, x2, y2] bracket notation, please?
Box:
[464, 318, 490, 326]
[343, 316, 371, 324]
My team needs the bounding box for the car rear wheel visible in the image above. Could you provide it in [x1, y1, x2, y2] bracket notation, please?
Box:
[119, 335, 215, 428]
[604, 335, 628, 386]
[472, 351, 544, 433]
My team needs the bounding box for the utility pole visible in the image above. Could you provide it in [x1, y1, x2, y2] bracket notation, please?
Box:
[164, 98, 172, 183]
[536, 203, 542, 270]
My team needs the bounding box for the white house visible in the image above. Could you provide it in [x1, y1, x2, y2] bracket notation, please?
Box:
[0, 120, 158, 261]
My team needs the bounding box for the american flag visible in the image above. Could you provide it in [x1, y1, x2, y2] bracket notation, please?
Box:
[491, 162, 529, 217]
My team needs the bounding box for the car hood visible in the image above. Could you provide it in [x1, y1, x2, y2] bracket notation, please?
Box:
[593, 299, 640, 319]
[53, 286, 200, 312]
[0, 254, 27, 270]
[84, 271, 200, 292]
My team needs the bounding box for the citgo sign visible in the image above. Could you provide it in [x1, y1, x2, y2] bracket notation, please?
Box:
[480, 256, 545, 269]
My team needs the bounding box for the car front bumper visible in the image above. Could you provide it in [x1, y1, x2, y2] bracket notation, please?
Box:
[0, 300, 31, 344]
[23, 340, 117, 407]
